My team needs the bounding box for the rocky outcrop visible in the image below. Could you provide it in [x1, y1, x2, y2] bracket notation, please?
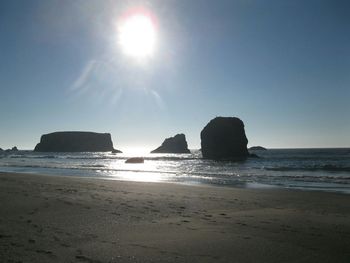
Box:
[125, 157, 144, 163]
[200, 117, 249, 160]
[151, 134, 190, 154]
[34, 132, 120, 152]
[4, 146, 18, 153]
[249, 146, 267, 151]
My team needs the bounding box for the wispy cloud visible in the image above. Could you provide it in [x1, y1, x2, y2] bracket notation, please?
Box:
[150, 89, 165, 109]
[71, 60, 97, 90]
[110, 88, 123, 105]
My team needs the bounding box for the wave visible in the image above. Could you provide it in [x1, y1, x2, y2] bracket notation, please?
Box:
[264, 164, 350, 172]
[2, 163, 350, 181]
[7, 154, 198, 161]
[65, 156, 197, 161]
[10, 154, 61, 159]
[79, 164, 106, 168]
[0, 163, 236, 178]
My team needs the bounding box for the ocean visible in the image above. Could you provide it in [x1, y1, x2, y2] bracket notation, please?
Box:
[1, 148, 349, 194]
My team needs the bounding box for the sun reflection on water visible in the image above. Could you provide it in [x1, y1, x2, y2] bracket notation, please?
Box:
[112, 170, 166, 183]
[106, 153, 167, 182]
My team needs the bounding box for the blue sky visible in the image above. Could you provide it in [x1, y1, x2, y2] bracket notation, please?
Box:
[0, 0, 349, 151]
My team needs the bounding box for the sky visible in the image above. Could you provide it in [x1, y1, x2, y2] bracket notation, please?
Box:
[0, 0, 349, 151]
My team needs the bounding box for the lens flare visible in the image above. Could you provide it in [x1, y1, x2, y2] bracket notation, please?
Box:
[118, 9, 157, 59]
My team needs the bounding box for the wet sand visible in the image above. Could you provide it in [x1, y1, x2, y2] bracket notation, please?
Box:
[0, 172, 349, 262]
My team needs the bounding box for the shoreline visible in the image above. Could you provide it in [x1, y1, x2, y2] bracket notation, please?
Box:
[1, 147, 349, 195]
[1, 172, 350, 262]
[1, 169, 349, 195]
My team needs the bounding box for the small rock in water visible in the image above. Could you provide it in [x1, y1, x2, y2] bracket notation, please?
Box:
[5, 146, 19, 153]
[125, 157, 144, 163]
[249, 146, 267, 151]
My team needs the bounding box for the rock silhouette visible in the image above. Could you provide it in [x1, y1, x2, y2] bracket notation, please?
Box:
[151, 134, 190, 154]
[125, 157, 144, 163]
[3, 146, 19, 153]
[34, 132, 120, 152]
[249, 146, 267, 151]
[200, 117, 249, 160]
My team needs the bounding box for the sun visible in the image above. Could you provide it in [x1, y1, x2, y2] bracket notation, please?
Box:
[118, 10, 157, 59]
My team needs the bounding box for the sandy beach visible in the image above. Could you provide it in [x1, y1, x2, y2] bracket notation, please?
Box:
[1, 172, 349, 262]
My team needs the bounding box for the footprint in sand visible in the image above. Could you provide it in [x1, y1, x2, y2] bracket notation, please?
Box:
[75, 254, 101, 262]
[0, 234, 12, 239]
[60, 243, 70, 248]
[11, 242, 23, 247]
[36, 249, 54, 256]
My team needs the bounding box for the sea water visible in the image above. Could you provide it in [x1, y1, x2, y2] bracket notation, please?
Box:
[0, 148, 349, 193]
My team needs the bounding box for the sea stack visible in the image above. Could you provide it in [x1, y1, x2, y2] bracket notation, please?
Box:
[151, 134, 191, 154]
[34, 131, 121, 152]
[200, 117, 249, 160]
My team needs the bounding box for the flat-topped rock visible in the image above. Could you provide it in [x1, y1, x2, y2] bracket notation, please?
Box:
[200, 117, 249, 160]
[34, 131, 121, 152]
[151, 134, 190, 154]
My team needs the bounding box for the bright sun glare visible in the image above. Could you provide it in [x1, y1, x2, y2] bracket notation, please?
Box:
[118, 11, 157, 59]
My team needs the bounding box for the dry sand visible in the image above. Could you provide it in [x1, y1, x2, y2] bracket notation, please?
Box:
[0, 172, 349, 262]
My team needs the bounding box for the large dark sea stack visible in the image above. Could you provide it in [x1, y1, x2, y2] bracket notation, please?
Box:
[34, 131, 120, 152]
[151, 134, 191, 154]
[200, 117, 249, 160]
